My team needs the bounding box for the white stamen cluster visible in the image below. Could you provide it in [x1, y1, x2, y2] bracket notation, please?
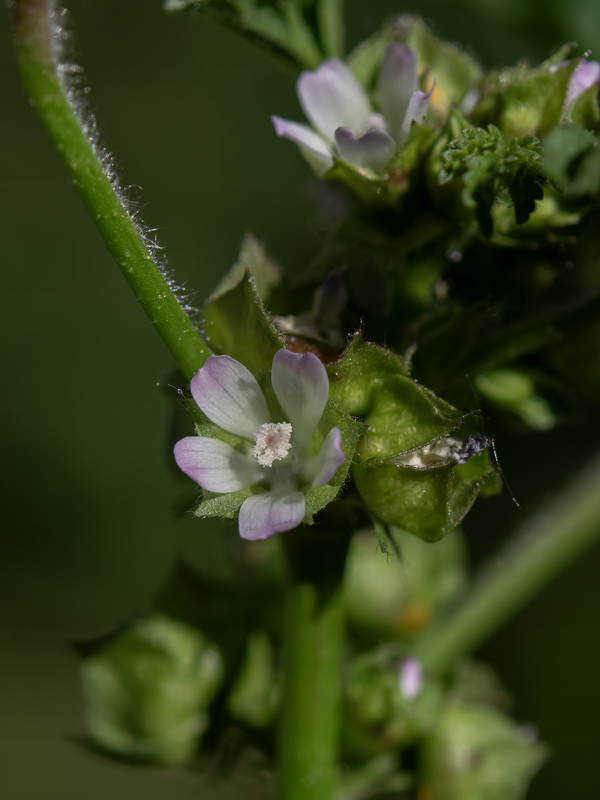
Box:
[251, 422, 293, 467]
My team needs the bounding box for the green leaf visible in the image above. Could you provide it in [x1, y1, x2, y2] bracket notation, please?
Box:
[203, 257, 283, 374]
[81, 615, 223, 766]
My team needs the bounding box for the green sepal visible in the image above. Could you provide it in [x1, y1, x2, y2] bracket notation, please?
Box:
[195, 485, 256, 520]
[422, 702, 547, 800]
[81, 615, 223, 766]
[569, 81, 600, 131]
[474, 50, 578, 140]
[402, 16, 482, 120]
[542, 124, 600, 197]
[356, 376, 463, 459]
[354, 457, 487, 542]
[327, 333, 408, 417]
[303, 398, 365, 523]
[203, 252, 283, 374]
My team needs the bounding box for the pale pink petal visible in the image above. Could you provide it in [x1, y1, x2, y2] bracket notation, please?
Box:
[397, 87, 432, 148]
[297, 59, 372, 142]
[174, 436, 263, 493]
[238, 491, 305, 540]
[334, 126, 396, 171]
[271, 116, 334, 174]
[271, 350, 329, 444]
[191, 355, 270, 439]
[378, 43, 418, 144]
[566, 60, 600, 113]
[306, 427, 345, 487]
[399, 658, 423, 700]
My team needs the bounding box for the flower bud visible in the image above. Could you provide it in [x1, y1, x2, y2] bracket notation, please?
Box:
[81, 615, 223, 765]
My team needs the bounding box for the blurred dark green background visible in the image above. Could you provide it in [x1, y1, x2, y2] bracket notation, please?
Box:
[2, 1, 600, 798]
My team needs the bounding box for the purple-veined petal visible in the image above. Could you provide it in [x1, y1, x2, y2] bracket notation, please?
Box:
[238, 490, 305, 540]
[271, 349, 329, 444]
[174, 436, 263, 493]
[191, 355, 270, 439]
[334, 126, 396, 172]
[306, 427, 345, 487]
[397, 87, 432, 148]
[378, 43, 419, 144]
[565, 60, 600, 113]
[297, 59, 372, 142]
[271, 116, 334, 174]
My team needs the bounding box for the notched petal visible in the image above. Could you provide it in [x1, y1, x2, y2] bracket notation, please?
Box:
[238, 491, 306, 540]
[378, 43, 419, 144]
[397, 88, 432, 148]
[174, 436, 262, 493]
[306, 427, 345, 487]
[271, 115, 334, 174]
[271, 350, 329, 443]
[191, 355, 270, 439]
[334, 126, 396, 172]
[297, 58, 372, 142]
[566, 60, 600, 112]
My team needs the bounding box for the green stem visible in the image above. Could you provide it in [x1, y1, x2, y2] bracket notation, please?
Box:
[413, 453, 600, 674]
[11, 0, 211, 380]
[278, 526, 349, 800]
[317, 0, 344, 58]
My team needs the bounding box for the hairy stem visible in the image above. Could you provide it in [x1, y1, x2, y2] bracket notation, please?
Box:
[12, 0, 211, 380]
[413, 453, 600, 673]
[278, 526, 349, 800]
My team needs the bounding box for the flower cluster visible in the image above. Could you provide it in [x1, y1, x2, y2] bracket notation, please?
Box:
[174, 350, 345, 540]
[272, 43, 431, 174]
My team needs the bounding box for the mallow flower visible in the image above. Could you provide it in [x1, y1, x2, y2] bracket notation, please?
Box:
[174, 350, 345, 541]
[272, 43, 432, 175]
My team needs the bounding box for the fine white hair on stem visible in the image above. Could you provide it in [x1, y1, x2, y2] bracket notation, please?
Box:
[47, 2, 200, 324]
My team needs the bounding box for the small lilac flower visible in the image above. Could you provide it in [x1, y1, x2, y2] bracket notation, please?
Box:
[174, 350, 345, 541]
[272, 43, 432, 175]
[398, 657, 423, 700]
